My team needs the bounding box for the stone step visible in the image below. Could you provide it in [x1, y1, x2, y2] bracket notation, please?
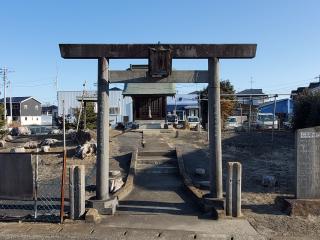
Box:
[135, 164, 178, 174]
[137, 156, 177, 165]
[136, 162, 177, 168]
[138, 150, 176, 157]
[137, 159, 177, 165]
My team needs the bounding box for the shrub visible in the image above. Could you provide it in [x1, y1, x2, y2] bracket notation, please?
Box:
[292, 91, 320, 129]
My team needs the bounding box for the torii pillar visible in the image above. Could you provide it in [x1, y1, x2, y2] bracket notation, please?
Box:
[96, 57, 110, 201]
[208, 57, 222, 199]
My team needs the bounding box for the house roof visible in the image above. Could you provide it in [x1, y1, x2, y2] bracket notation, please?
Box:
[237, 89, 265, 95]
[122, 83, 176, 96]
[188, 91, 200, 95]
[258, 98, 290, 108]
[0, 96, 39, 103]
[291, 82, 320, 98]
[109, 87, 122, 91]
[42, 105, 58, 110]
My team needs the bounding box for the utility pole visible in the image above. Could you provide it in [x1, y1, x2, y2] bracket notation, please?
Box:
[0, 67, 14, 126]
[9, 80, 13, 121]
[76, 80, 87, 131]
[55, 64, 59, 105]
[198, 90, 201, 132]
[271, 94, 278, 142]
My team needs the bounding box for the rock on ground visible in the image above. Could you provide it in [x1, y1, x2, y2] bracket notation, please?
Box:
[40, 138, 58, 146]
[5, 134, 13, 142]
[49, 129, 62, 135]
[10, 126, 31, 136]
[85, 208, 101, 223]
[24, 141, 39, 149]
[75, 142, 97, 159]
[41, 145, 50, 152]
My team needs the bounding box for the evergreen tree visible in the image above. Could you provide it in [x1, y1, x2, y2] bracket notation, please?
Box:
[75, 102, 97, 130]
[200, 79, 236, 129]
[292, 91, 320, 129]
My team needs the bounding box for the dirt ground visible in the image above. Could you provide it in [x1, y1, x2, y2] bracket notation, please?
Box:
[1, 129, 320, 238]
[163, 130, 320, 239]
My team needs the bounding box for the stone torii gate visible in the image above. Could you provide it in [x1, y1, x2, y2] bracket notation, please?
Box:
[59, 43, 257, 213]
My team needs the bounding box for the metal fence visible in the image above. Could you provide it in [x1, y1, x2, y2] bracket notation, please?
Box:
[0, 152, 69, 223]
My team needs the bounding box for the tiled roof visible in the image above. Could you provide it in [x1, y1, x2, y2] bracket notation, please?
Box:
[0, 96, 32, 103]
[237, 89, 265, 95]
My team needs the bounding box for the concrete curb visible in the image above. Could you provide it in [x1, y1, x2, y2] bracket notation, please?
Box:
[175, 147, 205, 207]
[113, 149, 137, 201]
[176, 147, 226, 219]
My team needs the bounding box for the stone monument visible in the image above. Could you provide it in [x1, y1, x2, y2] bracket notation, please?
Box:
[296, 126, 320, 199]
[279, 126, 320, 216]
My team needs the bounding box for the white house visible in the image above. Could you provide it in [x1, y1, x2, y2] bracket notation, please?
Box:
[0, 96, 42, 126]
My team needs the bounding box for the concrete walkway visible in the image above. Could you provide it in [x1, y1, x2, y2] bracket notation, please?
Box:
[0, 222, 264, 240]
[102, 131, 262, 239]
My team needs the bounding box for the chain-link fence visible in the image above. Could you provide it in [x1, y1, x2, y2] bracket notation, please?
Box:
[0, 152, 69, 223]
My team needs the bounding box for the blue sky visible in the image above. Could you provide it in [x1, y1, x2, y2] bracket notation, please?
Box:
[1, 0, 320, 104]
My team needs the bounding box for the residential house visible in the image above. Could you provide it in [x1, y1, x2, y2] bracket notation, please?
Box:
[167, 94, 199, 120]
[234, 89, 268, 123]
[236, 89, 268, 106]
[0, 97, 42, 125]
[41, 105, 58, 125]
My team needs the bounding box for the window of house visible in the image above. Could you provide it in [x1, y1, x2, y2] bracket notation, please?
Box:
[24, 105, 28, 110]
[109, 107, 120, 115]
[13, 104, 19, 109]
[25, 117, 27, 121]
[35, 105, 39, 110]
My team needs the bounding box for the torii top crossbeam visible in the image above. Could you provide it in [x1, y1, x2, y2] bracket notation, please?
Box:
[59, 44, 257, 59]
